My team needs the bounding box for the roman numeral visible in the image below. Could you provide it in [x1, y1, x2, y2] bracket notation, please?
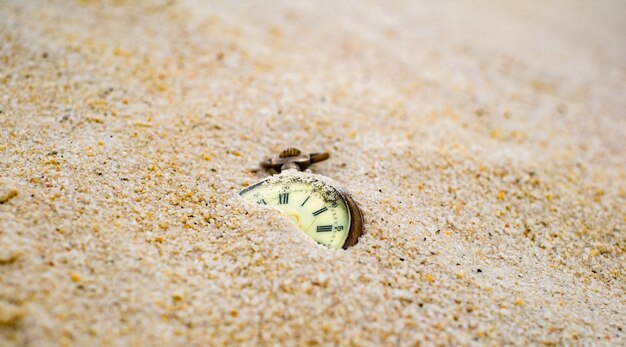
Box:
[316, 225, 332, 232]
[278, 193, 289, 204]
[301, 196, 311, 207]
[257, 199, 267, 205]
[312, 206, 327, 217]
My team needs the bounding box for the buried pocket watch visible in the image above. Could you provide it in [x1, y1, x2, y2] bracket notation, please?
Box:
[240, 148, 363, 249]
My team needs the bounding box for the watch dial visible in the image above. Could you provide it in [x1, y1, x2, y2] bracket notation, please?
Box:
[240, 176, 351, 249]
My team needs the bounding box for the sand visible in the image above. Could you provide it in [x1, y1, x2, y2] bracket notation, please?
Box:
[1, 0, 625, 345]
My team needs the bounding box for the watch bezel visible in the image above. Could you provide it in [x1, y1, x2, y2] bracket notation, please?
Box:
[340, 191, 363, 249]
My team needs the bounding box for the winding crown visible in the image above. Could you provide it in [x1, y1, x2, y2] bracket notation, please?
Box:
[262, 148, 330, 173]
[279, 148, 302, 158]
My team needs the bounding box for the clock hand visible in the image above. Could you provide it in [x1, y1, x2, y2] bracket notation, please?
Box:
[303, 213, 323, 232]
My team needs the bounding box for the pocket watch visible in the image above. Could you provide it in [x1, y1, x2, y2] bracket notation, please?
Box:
[240, 148, 363, 249]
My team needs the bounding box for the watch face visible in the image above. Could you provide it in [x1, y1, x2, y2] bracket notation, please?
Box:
[240, 176, 352, 249]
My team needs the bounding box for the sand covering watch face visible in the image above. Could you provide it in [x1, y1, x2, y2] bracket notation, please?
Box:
[240, 175, 352, 249]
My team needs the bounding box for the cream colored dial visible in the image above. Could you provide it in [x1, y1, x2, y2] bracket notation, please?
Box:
[240, 176, 351, 249]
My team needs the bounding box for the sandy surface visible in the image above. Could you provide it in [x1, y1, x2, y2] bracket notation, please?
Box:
[1, 0, 625, 345]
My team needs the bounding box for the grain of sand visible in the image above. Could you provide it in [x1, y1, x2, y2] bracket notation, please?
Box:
[1, 0, 625, 345]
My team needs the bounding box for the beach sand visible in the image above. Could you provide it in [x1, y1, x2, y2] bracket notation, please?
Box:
[1, 0, 625, 345]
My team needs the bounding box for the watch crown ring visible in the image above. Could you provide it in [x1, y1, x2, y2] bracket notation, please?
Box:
[279, 147, 302, 158]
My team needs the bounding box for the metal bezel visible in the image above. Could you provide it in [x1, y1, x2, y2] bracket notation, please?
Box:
[340, 191, 363, 249]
